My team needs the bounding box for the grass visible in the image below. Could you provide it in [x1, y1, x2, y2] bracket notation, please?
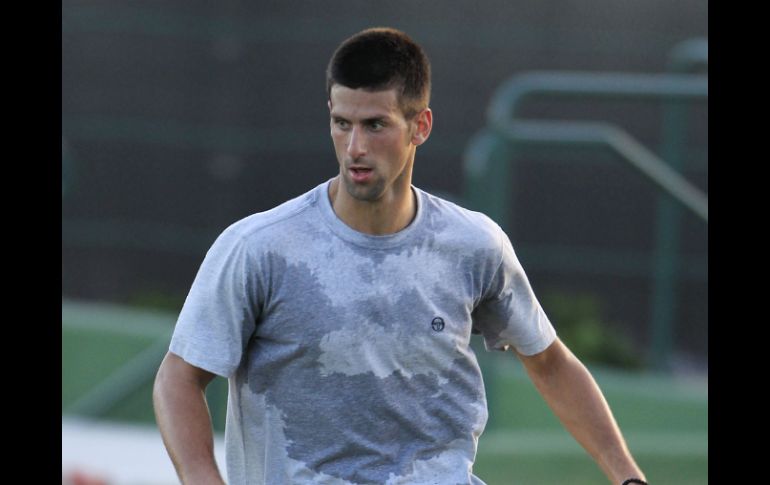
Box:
[474, 453, 707, 485]
[473, 346, 707, 484]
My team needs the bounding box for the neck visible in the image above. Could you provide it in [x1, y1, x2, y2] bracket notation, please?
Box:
[328, 176, 417, 235]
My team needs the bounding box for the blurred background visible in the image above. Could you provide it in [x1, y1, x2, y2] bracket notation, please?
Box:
[62, 1, 707, 484]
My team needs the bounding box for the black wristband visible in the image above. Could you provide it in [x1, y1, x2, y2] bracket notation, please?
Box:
[621, 479, 647, 485]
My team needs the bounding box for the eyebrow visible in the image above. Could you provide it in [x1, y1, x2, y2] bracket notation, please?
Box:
[332, 114, 390, 124]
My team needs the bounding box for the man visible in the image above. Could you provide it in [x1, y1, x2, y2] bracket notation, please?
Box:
[153, 27, 648, 485]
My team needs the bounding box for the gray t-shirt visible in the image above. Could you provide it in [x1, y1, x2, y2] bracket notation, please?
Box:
[170, 179, 556, 485]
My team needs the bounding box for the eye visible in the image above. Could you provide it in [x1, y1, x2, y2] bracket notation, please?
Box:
[334, 119, 350, 130]
[368, 120, 385, 131]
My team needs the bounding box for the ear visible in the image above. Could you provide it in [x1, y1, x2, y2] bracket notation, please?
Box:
[327, 99, 332, 112]
[411, 108, 433, 146]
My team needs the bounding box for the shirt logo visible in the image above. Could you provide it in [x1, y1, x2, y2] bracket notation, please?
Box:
[431, 317, 445, 332]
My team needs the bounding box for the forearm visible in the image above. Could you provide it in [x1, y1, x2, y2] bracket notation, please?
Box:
[520, 342, 645, 484]
[153, 361, 226, 485]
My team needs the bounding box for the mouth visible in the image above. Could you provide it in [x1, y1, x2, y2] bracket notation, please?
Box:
[348, 165, 374, 183]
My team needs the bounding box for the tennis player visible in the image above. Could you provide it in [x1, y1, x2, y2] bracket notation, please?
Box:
[153, 27, 648, 485]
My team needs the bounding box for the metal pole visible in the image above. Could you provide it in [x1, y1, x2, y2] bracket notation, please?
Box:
[649, 39, 708, 372]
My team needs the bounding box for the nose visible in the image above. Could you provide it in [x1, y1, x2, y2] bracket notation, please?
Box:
[346, 126, 367, 159]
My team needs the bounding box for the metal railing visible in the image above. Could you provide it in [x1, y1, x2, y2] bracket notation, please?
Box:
[463, 39, 707, 372]
[466, 70, 707, 225]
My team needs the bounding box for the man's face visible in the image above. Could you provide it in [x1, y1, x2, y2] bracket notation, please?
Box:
[329, 85, 424, 203]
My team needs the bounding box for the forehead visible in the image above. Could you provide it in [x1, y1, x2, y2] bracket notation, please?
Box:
[329, 85, 402, 120]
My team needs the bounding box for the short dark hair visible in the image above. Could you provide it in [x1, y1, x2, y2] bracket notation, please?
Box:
[326, 27, 431, 119]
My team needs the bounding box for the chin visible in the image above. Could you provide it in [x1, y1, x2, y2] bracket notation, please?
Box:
[343, 177, 385, 202]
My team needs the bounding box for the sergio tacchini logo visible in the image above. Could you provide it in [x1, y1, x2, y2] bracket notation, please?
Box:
[431, 317, 445, 332]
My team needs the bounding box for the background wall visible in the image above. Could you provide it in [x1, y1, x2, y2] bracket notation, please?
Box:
[62, 0, 708, 372]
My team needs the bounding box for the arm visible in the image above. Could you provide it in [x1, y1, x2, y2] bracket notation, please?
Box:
[153, 351, 227, 485]
[515, 338, 646, 484]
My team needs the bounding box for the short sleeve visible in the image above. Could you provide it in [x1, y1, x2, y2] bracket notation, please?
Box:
[472, 226, 556, 356]
[169, 225, 261, 378]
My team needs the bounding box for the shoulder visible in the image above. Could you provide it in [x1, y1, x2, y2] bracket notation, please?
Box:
[418, 188, 503, 250]
[214, 183, 321, 250]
